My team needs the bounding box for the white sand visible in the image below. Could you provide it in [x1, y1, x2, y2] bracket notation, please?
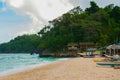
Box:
[0, 57, 120, 80]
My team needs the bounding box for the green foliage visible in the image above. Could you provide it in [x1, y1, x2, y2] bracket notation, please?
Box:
[110, 6, 120, 22]
[0, 34, 41, 53]
[38, 1, 120, 52]
[85, 1, 99, 14]
[0, 1, 120, 53]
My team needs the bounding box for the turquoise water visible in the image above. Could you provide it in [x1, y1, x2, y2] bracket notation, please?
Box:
[0, 54, 66, 76]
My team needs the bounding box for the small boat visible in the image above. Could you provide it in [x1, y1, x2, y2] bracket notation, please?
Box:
[97, 62, 120, 67]
[93, 59, 105, 62]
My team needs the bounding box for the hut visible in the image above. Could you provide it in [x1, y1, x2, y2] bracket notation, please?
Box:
[106, 44, 120, 56]
[79, 42, 95, 52]
[67, 43, 78, 51]
[67, 43, 78, 57]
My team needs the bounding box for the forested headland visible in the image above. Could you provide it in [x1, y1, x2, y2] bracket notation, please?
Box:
[0, 1, 120, 53]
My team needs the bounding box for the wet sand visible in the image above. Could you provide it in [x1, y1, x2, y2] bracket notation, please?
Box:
[0, 57, 120, 80]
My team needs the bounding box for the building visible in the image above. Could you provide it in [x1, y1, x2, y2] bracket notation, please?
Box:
[106, 44, 120, 56]
[67, 43, 78, 57]
[79, 42, 95, 52]
[67, 43, 78, 51]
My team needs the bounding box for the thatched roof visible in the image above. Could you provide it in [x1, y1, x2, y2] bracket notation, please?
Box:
[106, 44, 120, 49]
[67, 43, 78, 50]
[67, 43, 78, 47]
[79, 42, 94, 45]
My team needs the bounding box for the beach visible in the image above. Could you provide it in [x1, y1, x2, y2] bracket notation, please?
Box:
[0, 57, 120, 80]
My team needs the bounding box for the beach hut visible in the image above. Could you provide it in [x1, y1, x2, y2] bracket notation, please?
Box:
[106, 44, 120, 56]
[67, 43, 78, 51]
[79, 42, 95, 52]
[67, 43, 78, 57]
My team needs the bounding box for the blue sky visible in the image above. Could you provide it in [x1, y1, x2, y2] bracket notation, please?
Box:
[0, 0, 120, 43]
[0, 1, 30, 43]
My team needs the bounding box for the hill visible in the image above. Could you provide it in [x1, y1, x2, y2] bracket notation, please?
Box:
[0, 34, 41, 53]
[0, 1, 120, 53]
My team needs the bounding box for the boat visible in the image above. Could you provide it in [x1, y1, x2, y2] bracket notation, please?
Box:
[97, 62, 120, 67]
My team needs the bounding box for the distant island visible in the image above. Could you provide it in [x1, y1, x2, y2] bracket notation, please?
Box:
[0, 1, 120, 54]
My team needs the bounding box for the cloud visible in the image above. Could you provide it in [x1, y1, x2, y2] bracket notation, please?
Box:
[0, 0, 73, 39]
[5, 0, 74, 25]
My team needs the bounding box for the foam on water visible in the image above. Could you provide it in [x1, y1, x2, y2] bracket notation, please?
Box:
[0, 53, 69, 77]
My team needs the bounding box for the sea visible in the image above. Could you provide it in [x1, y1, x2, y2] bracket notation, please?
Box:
[0, 53, 68, 77]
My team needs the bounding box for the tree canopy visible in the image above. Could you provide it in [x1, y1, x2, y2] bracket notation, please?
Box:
[0, 34, 41, 53]
[0, 1, 120, 53]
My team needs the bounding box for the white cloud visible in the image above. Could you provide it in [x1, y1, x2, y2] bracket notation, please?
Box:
[1, 0, 73, 38]
[8, 0, 24, 8]
[6, 0, 73, 24]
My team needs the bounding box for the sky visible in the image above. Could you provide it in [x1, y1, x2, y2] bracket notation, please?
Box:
[0, 0, 120, 43]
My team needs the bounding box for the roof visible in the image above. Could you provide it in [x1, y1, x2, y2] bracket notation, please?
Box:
[67, 43, 78, 46]
[79, 42, 94, 45]
[106, 44, 120, 49]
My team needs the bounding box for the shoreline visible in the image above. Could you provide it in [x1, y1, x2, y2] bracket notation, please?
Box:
[0, 57, 120, 80]
[0, 62, 51, 77]
[0, 58, 70, 77]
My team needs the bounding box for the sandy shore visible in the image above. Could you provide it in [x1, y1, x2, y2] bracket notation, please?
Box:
[0, 57, 120, 80]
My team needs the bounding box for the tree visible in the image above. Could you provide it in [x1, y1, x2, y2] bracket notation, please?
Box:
[110, 6, 120, 22]
[1, 2, 120, 53]
[0, 34, 41, 53]
[85, 1, 99, 14]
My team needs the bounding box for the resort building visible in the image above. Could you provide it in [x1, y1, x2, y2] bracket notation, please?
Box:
[67, 43, 78, 57]
[106, 44, 120, 56]
[67, 43, 78, 51]
[79, 42, 95, 52]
